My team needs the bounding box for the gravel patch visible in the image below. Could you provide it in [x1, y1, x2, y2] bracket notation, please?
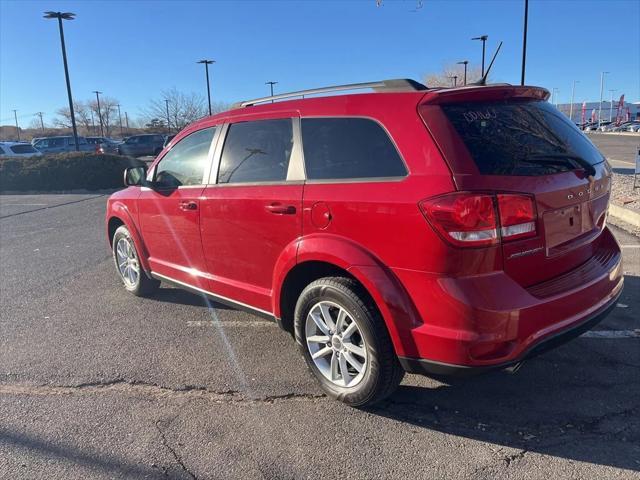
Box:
[611, 172, 639, 212]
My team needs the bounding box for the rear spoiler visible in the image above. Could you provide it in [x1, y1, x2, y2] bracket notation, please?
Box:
[419, 85, 550, 105]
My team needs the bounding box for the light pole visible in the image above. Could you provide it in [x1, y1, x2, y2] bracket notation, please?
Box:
[197, 59, 215, 116]
[569, 80, 579, 123]
[93, 90, 104, 137]
[165, 99, 171, 133]
[36, 112, 45, 132]
[44, 11, 79, 151]
[117, 104, 123, 136]
[125, 112, 130, 134]
[608, 89, 617, 122]
[598, 71, 609, 129]
[449, 76, 458, 87]
[553, 88, 559, 108]
[457, 60, 469, 85]
[472, 35, 488, 77]
[12, 110, 20, 141]
[266, 81, 278, 102]
[521, 0, 529, 85]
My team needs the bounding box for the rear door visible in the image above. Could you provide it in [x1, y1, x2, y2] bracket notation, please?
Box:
[199, 115, 304, 312]
[421, 92, 611, 287]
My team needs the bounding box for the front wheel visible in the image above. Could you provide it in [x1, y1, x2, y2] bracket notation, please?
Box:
[294, 277, 404, 407]
[112, 225, 159, 297]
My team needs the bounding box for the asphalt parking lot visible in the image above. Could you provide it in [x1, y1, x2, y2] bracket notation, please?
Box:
[0, 192, 638, 480]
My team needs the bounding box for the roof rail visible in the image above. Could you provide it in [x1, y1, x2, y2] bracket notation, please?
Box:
[233, 78, 428, 108]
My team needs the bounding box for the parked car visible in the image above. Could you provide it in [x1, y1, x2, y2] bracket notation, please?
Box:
[32, 136, 93, 154]
[116, 134, 165, 157]
[596, 121, 612, 132]
[86, 136, 120, 154]
[625, 122, 640, 132]
[163, 134, 176, 148]
[106, 79, 622, 406]
[0, 141, 42, 157]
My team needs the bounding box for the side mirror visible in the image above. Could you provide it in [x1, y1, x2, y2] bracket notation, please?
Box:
[124, 166, 148, 187]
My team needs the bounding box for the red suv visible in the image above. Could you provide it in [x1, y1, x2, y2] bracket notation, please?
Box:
[106, 79, 623, 406]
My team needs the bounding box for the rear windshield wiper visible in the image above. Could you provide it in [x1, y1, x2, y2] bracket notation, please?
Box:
[528, 153, 596, 177]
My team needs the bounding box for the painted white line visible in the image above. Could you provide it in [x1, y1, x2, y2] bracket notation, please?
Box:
[620, 244, 640, 249]
[608, 158, 635, 166]
[3, 203, 48, 207]
[186, 320, 275, 327]
[582, 330, 640, 339]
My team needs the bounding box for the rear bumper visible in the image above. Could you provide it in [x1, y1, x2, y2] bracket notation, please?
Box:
[398, 290, 620, 376]
[391, 227, 624, 373]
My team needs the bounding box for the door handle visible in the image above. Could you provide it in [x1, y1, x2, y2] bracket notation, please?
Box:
[179, 201, 198, 211]
[265, 204, 296, 215]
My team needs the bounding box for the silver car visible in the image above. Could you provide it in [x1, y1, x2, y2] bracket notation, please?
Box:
[32, 136, 94, 154]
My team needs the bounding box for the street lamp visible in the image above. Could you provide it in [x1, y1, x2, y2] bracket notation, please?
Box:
[12, 110, 20, 141]
[569, 80, 579, 123]
[197, 59, 215, 116]
[457, 61, 469, 85]
[165, 99, 171, 133]
[93, 90, 104, 137]
[44, 11, 79, 151]
[608, 89, 617, 122]
[116, 104, 123, 136]
[472, 35, 488, 77]
[266, 81, 278, 102]
[598, 71, 609, 129]
[449, 76, 458, 87]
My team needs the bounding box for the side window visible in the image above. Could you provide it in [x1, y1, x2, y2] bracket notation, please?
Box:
[301, 118, 407, 180]
[35, 139, 48, 148]
[218, 119, 293, 184]
[50, 138, 65, 147]
[154, 127, 216, 188]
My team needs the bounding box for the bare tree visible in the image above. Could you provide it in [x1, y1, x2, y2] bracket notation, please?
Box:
[143, 87, 223, 132]
[89, 96, 119, 137]
[423, 62, 486, 88]
[55, 101, 93, 135]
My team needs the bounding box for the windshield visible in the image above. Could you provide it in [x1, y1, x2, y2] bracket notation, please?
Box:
[442, 100, 605, 175]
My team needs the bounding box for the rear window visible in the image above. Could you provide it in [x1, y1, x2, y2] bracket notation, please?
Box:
[10, 144, 37, 154]
[301, 118, 407, 180]
[441, 100, 605, 175]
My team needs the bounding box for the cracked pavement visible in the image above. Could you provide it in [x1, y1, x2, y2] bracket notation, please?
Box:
[0, 194, 638, 479]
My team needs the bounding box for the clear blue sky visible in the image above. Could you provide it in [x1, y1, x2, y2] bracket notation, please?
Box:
[1, 0, 638, 127]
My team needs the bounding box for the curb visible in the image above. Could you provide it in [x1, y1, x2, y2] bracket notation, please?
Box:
[609, 203, 640, 228]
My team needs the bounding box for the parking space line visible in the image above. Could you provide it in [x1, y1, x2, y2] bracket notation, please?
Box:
[582, 330, 640, 339]
[620, 244, 640, 248]
[186, 320, 275, 327]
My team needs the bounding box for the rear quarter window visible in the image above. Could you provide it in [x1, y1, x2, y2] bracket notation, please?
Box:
[301, 118, 407, 180]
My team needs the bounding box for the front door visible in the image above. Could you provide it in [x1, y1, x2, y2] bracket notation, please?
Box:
[200, 116, 304, 312]
[138, 126, 218, 289]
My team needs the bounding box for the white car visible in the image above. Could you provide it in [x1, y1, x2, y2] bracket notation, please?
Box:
[0, 141, 43, 158]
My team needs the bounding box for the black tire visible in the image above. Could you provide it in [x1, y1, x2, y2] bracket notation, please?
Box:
[294, 277, 404, 407]
[112, 225, 159, 297]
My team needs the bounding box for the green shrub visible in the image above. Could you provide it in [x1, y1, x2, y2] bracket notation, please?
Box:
[0, 153, 146, 192]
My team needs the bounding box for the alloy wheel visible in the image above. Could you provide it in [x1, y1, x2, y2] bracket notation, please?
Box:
[305, 301, 368, 388]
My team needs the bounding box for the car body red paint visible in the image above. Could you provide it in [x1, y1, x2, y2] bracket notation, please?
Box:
[106, 82, 623, 376]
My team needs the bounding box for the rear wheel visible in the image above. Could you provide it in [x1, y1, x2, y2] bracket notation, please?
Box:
[294, 277, 404, 407]
[112, 225, 159, 297]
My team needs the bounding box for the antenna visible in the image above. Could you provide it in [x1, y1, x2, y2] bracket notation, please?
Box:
[474, 41, 503, 86]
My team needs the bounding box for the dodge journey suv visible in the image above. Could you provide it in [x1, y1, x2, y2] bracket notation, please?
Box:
[106, 79, 623, 406]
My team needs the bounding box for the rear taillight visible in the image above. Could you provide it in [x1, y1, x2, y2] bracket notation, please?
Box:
[419, 192, 537, 248]
[496, 194, 537, 241]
